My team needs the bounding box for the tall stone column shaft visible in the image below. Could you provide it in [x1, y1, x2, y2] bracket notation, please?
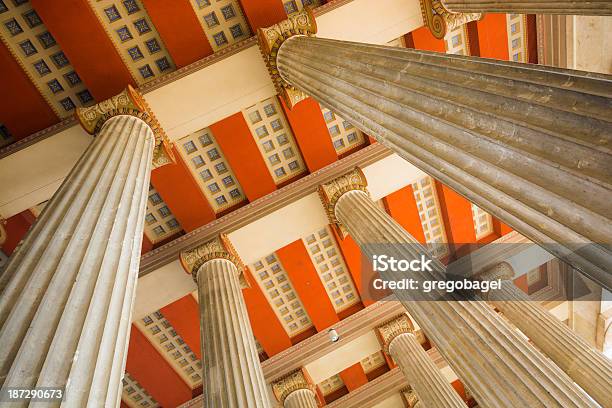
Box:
[480, 263, 612, 408]
[271, 369, 319, 408]
[377, 315, 467, 408]
[181, 237, 271, 408]
[441, 0, 612, 15]
[0, 88, 166, 406]
[258, 11, 612, 290]
[318, 170, 597, 408]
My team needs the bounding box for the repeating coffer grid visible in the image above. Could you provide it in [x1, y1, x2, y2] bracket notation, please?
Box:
[178, 127, 245, 213]
[318, 374, 345, 396]
[507, 13, 528, 62]
[0, 0, 93, 116]
[320, 105, 366, 155]
[122, 372, 159, 408]
[137, 310, 203, 387]
[89, 0, 175, 83]
[189, 0, 250, 51]
[282, 0, 320, 15]
[445, 24, 469, 55]
[471, 203, 493, 240]
[303, 226, 360, 312]
[251, 253, 313, 336]
[411, 176, 449, 258]
[243, 97, 307, 184]
[144, 184, 182, 244]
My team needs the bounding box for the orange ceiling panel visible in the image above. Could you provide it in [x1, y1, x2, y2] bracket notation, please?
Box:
[140, 0, 213, 67]
[277, 239, 339, 331]
[475, 14, 510, 60]
[211, 112, 277, 201]
[31, 0, 134, 101]
[339, 363, 369, 392]
[434, 181, 478, 258]
[1, 210, 34, 255]
[280, 97, 337, 172]
[160, 294, 202, 359]
[0, 41, 58, 140]
[242, 267, 293, 356]
[240, 0, 287, 32]
[126, 325, 193, 407]
[150, 146, 216, 232]
[384, 185, 427, 244]
[411, 25, 446, 53]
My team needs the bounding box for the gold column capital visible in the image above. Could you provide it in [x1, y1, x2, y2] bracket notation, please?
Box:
[179, 234, 247, 287]
[478, 261, 514, 282]
[75, 85, 174, 168]
[257, 9, 317, 109]
[271, 368, 318, 405]
[318, 167, 368, 238]
[420, 0, 483, 39]
[375, 314, 415, 354]
[401, 387, 421, 408]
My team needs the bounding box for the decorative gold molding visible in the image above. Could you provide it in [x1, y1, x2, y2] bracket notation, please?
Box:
[375, 314, 414, 354]
[271, 368, 317, 405]
[419, 0, 482, 39]
[75, 85, 174, 168]
[179, 234, 247, 287]
[318, 167, 368, 238]
[401, 387, 421, 408]
[257, 9, 317, 109]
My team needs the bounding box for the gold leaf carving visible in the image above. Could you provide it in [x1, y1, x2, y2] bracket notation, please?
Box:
[179, 234, 247, 287]
[75, 85, 175, 168]
[271, 368, 314, 404]
[318, 168, 368, 238]
[376, 314, 414, 354]
[257, 9, 317, 109]
[420, 0, 482, 39]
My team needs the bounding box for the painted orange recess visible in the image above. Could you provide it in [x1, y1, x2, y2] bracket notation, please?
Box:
[240, 0, 287, 32]
[0, 41, 58, 140]
[332, 231, 380, 307]
[1, 211, 34, 255]
[384, 186, 426, 244]
[160, 295, 201, 359]
[434, 181, 477, 255]
[280, 97, 337, 172]
[141, 234, 153, 254]
[31, 0, 135, 101]
[150, 146, 216, 232]
[411, 25, 446, 52]
[126, 325, 193, 407]
[339, 363, 369, 391]
[141, 0, 213, 67]
[242, 267, 293, 356]
[211, 112, 277, 201]
[476, 14, 509, 60]
[277, 239, 339, 331]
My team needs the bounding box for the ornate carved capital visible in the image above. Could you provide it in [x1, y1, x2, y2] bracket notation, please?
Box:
[401, 387, 421, 408]
[271, 368, 316, 405]
[179, 234, 247, 287]
[419, 0, 482, 39]
[375, 314, 415, 354]
[75, 85, 174, 168]
[257, 9, 317, 109]
[318, 167, 368, 238]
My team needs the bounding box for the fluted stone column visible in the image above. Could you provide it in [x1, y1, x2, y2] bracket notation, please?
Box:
[318, 169, 597, 408]
[442, 0, 612, 15]
[479, 262, 612, 408]
[377, 315, 466, 408]
[258, 11, 612, 291]
[181, 236, 270, 407]
[0, 86, 173, 406]
[271, 369, 319, 408]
